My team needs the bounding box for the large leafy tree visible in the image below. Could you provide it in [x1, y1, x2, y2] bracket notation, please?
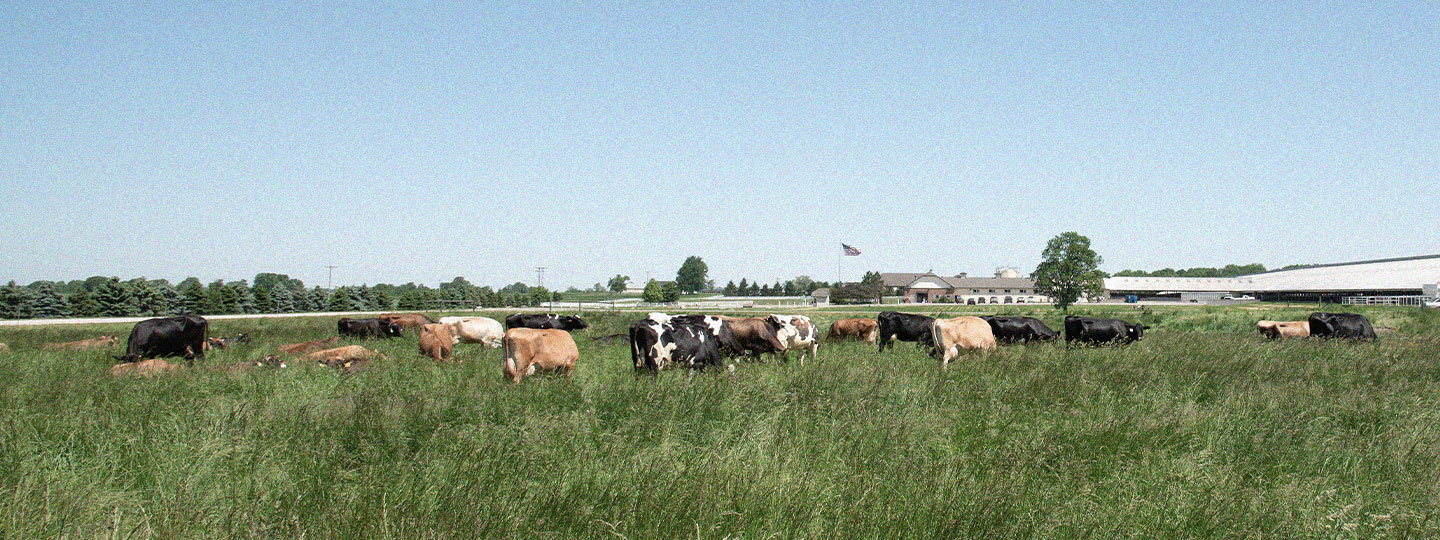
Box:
[1032, 231, 1108, 310]
[608, 275, 630, 292]
[675, 256, 708, 294]
[641, 280, 664, 303]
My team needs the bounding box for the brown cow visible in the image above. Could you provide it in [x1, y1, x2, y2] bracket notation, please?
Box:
[109, 358, 180, 377]
[277, 337, 342, 355]
[44, 336, 118, 350]
[379, 313, 436, 329]
[717, 316, 785, 358]
[827, 318, 879, 343]
[303, 345, 383, 367]
[1256, 320, 1310, 339]
[930, 316, 997, 368]
[418, 323, 457, 362]
[502, 328, 578, 383]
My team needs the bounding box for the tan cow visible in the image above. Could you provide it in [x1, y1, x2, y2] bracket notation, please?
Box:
[379, 313, 436, 329]
[930, 316, 997, 368]
[44, 336, 118, 350]
[0, 343, 9, 354]
[502, 328, 578, 383]
[418, 323, 457, 362]
[438, 316, 505, 348]
[109, 359, 180, 377]
[1256, 320, 1310, 339]
[276, 337, 342, 355]
[303, 346, 384, 371]
[827, 318, 879, 343]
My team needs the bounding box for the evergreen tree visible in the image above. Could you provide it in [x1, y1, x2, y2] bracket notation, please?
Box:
[204, 280, 229, 314]
[253, 285, 274, 313]
[309, 287, 330, 312]
[748, 282, 760, 296]
[178, 279, 206, 314]
[0, 281, 33, 319]
[69, 289, 101, 317]
[737, 278, 749, 297]
[723, 281, 738, 296]
[328, 287, 364, 311]
[92, 278, 134, 316]
[232, 280, 258, 314]
[270, 285, 297, 313]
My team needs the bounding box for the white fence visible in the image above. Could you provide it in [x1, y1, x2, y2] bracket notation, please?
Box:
[1341, 295, 1430, 306]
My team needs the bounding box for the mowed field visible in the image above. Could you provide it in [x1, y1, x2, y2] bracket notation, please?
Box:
[1, 305, 1438, 539]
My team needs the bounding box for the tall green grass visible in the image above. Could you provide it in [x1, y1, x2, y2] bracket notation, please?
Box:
[0, 306, 1436, 538]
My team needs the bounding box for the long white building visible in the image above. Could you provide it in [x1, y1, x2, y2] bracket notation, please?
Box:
[1103, 254, 1440, 302]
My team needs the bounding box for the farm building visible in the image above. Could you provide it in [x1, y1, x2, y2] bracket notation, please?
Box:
[1103, 254, 1440, 303]
[885, 268, 1053, 305]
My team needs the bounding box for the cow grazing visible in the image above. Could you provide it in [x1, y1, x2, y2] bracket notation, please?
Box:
[981, 316, 1059, 343]
[337, 318, 402, 339]
[438, 316, 505, 348]
[1256, 320, 1310, 339]
[116, 315, 208, 363]
[44, 335, 119, 350]
[877, 311, 936, 352]
[502, 328, 578, 383]
[277, 337, 342, 355]
[204, 333, 252, 350]
[504, 313, 589, 332]
[304, 346, 384, 372]
[379, 313, 436, 329]
[109, 359, 181, 377]
[418, 323, 458, 362]
[1308, 312, 1377, 340]
[652, 314, 743, 357]
[1064, 316, 1147, 345]
[827, 318, 879, 343]
[629, 319, 725, 373]
[930, 316, 997, 367]
[770, 314, 819, 364]
[717, 316, 786, 358]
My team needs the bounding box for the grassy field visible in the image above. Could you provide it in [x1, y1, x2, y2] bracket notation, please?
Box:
[1, 305, 1437, 539]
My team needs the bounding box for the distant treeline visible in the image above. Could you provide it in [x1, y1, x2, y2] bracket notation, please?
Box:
[0, 273, 563, 320]
[1112, 263, 1308, 278]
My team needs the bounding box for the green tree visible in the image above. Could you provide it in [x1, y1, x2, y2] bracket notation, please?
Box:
[69, 289, 100, 317]
[723, 281, 738, 296]
[737, 279, 749, 297]
[500, 282, 530, 295]
[675, 256, 708, 294]
[93, 278, 134, 316]
[270, 285, 297, 313]
[363, 287, 393, 311]
[177, 278, 206, 314]
[328, 287, 362, 312]
[231, 281, 258, 314]
[748, 281, 760, 296]
[642, 280, 664, 303]
[660, 282, 680, 303]
[0, 281, 33, 319]
[1032, 231, 1108, 311]
[608, 274, 630, 292]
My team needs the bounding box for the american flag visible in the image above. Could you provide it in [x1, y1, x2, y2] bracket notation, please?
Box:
[841, 243, 862, 256]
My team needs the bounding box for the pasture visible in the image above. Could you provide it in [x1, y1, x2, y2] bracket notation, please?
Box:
[1, 305, 1438, 538]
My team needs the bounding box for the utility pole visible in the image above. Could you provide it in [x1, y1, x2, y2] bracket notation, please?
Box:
[535, 267, 546, 289]
[322, 265, 337, 290]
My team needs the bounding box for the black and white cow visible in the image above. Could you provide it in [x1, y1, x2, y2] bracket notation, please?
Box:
[648, 313, 743, 356]
[876, 311, 935, 352]
[1308, 312, 1377, 340]
[505, 313, 589, 331]
[1064, 316, 1147, 345]
[629, 319, 725, 373]
[981, 316, 1060, 343]
[116, 315, 209, 363]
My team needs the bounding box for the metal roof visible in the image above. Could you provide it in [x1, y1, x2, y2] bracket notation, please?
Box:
[1104, 254, 1440, 293]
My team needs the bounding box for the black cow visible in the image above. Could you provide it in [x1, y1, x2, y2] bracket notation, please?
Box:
[116, 315, 208, 363]
[1064, 316, 1147, 345]
[629, 319, 724, 373]
[981, 316, 1059, 343]
[876, 311, 935, 352]
[654, 314, 744, 357]
[1308, 312, 1377, 340]
[337, 318, 402, 339]
[505, 313, 589, 331]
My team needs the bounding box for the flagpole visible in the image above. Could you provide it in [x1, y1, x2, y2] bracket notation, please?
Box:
[837, 244, 842, 285]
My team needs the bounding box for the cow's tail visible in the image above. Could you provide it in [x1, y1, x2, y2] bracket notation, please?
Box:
[929, 322, 946, 359]
[502, 334, 518, 381]
[629, 325, 642, 370]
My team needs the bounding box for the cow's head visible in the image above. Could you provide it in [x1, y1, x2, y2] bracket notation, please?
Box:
[1127, 323, 1148, 342]
[384, 322, 404, 337]
[257, 354, 287, 369]
[559, 315, 589, 330]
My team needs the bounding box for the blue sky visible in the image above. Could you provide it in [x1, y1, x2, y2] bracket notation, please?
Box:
[2, 2, 1436, 289]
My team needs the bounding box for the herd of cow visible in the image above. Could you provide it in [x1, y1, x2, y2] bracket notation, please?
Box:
[36, 308, 1377, 381]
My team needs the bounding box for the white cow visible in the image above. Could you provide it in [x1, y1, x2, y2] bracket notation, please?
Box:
[768, 314, 819, 364]
[438, 316, 505, 348]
